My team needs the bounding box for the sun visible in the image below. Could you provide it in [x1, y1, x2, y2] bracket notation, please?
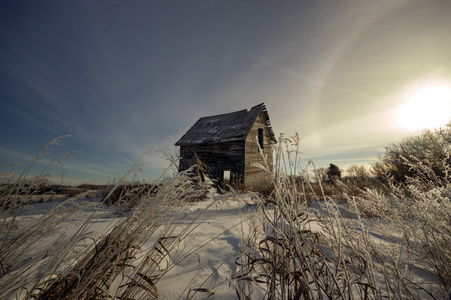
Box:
[397, 83, 451, 131]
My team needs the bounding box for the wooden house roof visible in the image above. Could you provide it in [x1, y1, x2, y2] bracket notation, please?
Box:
[175, 103, 277, 146]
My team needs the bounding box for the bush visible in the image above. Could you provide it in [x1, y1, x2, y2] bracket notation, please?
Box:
[327, 163, 342, 182]
[353, 157, 451, 294]
[372, 123, 451, 184]
[102, 182, 160, 207]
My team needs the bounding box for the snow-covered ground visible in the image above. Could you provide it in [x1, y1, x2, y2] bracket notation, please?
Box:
[2, 190, 267, 299]
[156, 192, 263, 299]
[1, 187, 448, 299]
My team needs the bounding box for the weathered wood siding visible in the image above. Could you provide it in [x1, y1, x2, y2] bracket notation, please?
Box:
[179, 143, 245, 182]
[244, 113, 274, 186]
[177, 104, 276, 186]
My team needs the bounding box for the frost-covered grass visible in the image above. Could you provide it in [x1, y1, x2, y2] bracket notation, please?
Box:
[1, 135, 450, 299]
[235, 133, 450, 299]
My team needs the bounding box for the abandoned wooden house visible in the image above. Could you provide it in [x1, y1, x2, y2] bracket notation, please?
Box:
[175, 103, 277, 186]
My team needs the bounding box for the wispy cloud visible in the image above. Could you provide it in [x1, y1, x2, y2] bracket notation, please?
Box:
[2, 0, 451, 184]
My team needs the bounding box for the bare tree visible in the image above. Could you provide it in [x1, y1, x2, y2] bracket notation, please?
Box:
[315, 167, 328, 183]
[347, 165, 368, 179]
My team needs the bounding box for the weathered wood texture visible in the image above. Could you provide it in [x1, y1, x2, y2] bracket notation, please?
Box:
[176, 103, 276, 185]
[244, 113, 274, 186]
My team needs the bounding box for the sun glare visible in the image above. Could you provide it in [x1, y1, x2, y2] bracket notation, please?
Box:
[397, 83, 451, 131]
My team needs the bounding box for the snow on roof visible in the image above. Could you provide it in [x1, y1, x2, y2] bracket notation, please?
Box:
[175, 103, 276, 146]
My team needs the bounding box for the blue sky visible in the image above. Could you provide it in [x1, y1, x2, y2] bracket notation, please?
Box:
[1, 0, 451, 185]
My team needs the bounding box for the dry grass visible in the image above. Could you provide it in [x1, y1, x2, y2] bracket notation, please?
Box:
[233, 133, 450, 299]
[0, 138, 212, 299]
[2, 135, 450, 299]
[29, 168, 207, 299]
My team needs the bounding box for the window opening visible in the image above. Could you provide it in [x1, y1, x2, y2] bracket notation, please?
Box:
[258, 128, 264, 151]
[221, 169, 232, 182]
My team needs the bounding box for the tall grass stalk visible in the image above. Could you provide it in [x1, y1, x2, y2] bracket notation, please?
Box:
[6, 136, 72, 198]
[235, 133, 450, 299]
[0, 136, 81, 282]
[0, 140, 210, 299]
[24, 167, 209, 299]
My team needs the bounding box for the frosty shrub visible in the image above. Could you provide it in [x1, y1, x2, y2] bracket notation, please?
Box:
[372, 123, 451, 184]
[389, 157, 450, 291]
[234, 133, 450, 299]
